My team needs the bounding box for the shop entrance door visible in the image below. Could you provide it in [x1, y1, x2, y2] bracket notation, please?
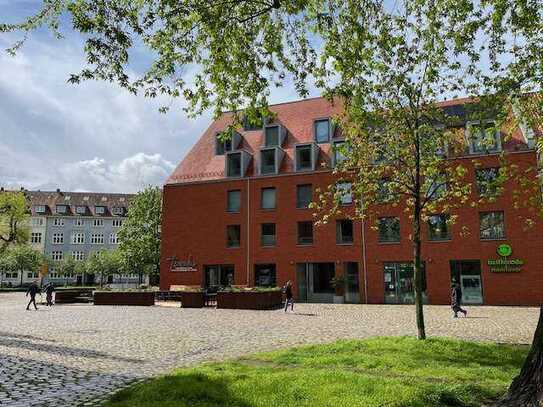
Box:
[450, 261, 483, 304]
[296, 263, 335, 303]
[384, 262, 427, 304]
[344, 262, 360, 303]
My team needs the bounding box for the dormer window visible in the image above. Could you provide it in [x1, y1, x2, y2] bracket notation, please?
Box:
[56, 205, 67, 214]
[226, 151, 252, 178]
[332, 140, 347, 167]
[215, 131, 242, 155]
[467, 121, 502, 154]
[95, 206, 106, 215]
[295, 143, 319, 172]
[112, 206, 125, 216]
[263, 124, 287, 147]
[243, 114, 264, 131]
[75, 206, 86, 215]
[259, 147, 284, 175]
[34, 205, 46, 214]
[314, 118, 332, 143]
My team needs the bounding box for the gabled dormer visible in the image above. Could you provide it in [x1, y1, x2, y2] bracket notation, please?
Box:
[225, 150, 252, 178]
[263, 123, 287, 148]
[295, 142, 320, 172]
[259, 147, 285, 175]
[215, 130, 242, 155]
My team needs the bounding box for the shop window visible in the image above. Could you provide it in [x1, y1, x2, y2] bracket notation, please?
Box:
[378, 217, 400, 243]
[205, 265, 235, 287]
[336, 219, 354, 244]
[254, 264, 276, 287]
[479, 211, 505, 240]
[261, 223, 276, 247]
[226, 225, 241, 248]
[261, 187, 276, 210]
[384, 262, 427, 304]
[297, 221, 314, 245]
[312, 263, 335, 294]
[428, 214, 451, 241]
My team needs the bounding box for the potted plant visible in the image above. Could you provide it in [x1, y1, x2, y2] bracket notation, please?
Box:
[331, 276, 345, 304]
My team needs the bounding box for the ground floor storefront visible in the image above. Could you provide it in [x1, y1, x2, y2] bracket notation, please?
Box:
[162, 243, 541, 306]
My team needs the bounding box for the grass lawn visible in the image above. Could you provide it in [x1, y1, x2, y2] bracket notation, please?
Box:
[105, 337, 528, 407]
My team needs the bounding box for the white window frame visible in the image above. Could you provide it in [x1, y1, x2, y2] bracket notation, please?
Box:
[72, 232, 85, 245]
[91, 233, 104, 244]
[53, 218, 65, 227]
[76, 206, 87, 215]
[72, 251, 85, 261]
[52, 233, 64, 244]
[109, 233, 118, 244]
[112, 219, 123, 227]
[34, 205, 46, 214]
[74, 218, 85, 227]
[93, 219, 104, 227]
[95, 206, 106, 215]
[51, 251, 63, 261]
[30, 232, 42, 244]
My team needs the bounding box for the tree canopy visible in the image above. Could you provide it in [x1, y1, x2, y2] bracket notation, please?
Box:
[0, 191, 30, 253]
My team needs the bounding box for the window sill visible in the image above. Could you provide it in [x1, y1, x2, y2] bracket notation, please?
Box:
[226, 211, 241, 214]
[261, 245, 277, 248]
[337, 242, 354, 246]
[378, 241, 401, 245]
[428, 239, 452, 243]
[296, 243, 314, 247]
[296, 207, 311, 210]
[260, 208, 276, 212]
[480, 237, 506, 242]
[226, 246, 241, 249]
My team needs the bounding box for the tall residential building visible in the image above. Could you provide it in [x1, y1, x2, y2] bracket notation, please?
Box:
[1, 189, 138, 286]
[160, 96, 543, 306]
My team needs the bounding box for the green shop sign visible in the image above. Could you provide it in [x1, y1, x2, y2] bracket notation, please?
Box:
[487, 244, 523, 273]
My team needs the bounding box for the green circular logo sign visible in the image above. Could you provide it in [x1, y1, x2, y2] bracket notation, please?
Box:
[497, 244, 512, 257]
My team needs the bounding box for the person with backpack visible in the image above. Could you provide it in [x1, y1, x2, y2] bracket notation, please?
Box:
[25, 280, 41, 311]
[283, 280, 294, 312]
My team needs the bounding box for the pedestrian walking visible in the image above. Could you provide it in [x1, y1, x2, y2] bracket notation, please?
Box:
[44, 283, 55, 306]
[25, 280, 41, 311]
[283, 280, 294, 312]
[451, 281, 467, 318]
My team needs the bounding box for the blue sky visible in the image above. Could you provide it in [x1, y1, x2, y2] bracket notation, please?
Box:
[0, 1, 306, 193]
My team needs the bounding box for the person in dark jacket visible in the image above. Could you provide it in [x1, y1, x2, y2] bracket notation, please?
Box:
[44, 283, 55, 306]
[26, 281, 41, 311]
[451, 281, 467, 318]
[284, 280, 294, 312]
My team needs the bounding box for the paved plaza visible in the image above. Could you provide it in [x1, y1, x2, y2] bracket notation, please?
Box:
[0, 292, 538, 406]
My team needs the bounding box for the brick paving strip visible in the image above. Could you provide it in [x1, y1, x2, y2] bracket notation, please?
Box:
[0, 292, 538, 406]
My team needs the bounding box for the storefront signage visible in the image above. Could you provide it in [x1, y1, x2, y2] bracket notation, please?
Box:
[488, 244, 523, 273]
[169, 257, 197, 272]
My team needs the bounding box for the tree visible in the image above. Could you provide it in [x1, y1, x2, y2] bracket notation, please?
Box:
[50, 256, 85, 286]
[118, 186, 162, 284]
[0, 191, 30, 253]
[85, 249, 125, 287]
[0, 245, 44, 286]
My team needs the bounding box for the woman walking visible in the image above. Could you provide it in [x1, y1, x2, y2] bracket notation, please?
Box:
[284, 280, 294, 312]
[451, 281, 467, 318]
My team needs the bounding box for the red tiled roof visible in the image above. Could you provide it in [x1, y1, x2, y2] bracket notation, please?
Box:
[166, 96, 532, 185]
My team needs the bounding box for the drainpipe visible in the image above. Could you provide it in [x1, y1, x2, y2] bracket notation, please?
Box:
[246, 177, 250, 286]
[361, 209, 369, 304]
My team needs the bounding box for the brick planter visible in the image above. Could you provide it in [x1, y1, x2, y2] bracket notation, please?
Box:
[217, 290, 282, 310]
[179, 292, 204, 308]
[94, 291, 155, 306]
[54, 289, 93, 304]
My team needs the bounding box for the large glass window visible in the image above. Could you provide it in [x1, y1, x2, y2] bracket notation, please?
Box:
[313, 263, 335, 293]
[296, 184, 312, 208]
[296, 145, 313, 171]
[261, 223, 276, 247]
[428, 214, 451, 241]
[226, 225, 241, 247]
[469, 122, 501, 154]
[227, 190, 241, 212]
[205, 265, 235, 287]
[378, 217, 400, 243]
[384, 262, 427, 304]
[476, 167, 500, 197]
[264, 126, 280, 147]
[479, 211, 505, 240]
[226, 153, 242, 177]
[336, 219, 354, 244]
[297, 221, 313, 245]
[260, 149, 276, 174]
[314, 119, 330, 143]
[255, 264, 276, 287]
[261, 187, 276, 210]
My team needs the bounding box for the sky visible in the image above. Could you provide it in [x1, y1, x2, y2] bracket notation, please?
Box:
[0, 1, 308, 193]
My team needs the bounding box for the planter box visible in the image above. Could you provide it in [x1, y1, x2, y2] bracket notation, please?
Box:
[54, 289, 94, 304]
[179, 292, 204, 308]
[94, 291, 155, 306]
[217, 290, 282, 310]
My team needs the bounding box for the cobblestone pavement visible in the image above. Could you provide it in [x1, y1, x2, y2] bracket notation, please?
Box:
[0, 292, 538, 406]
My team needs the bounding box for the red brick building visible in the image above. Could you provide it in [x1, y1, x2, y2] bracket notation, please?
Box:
[160, 97, 543, 306]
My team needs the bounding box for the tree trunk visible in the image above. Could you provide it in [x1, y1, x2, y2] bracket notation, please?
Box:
[495, 306, 543, 406]
[413, 205, 426, 340]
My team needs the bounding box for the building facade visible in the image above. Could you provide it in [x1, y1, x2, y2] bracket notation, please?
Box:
[160, 97, 543, 306]
[1, 190, 139, 287]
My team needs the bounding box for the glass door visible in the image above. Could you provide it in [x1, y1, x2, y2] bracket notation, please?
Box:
[450, 261, 483, 304]
[344, 262, 360, 303]
[384, 263, 427, 304]
[296, 263, 308, 302]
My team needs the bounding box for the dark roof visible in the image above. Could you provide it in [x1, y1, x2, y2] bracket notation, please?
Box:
[25, 190, 134, 216]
